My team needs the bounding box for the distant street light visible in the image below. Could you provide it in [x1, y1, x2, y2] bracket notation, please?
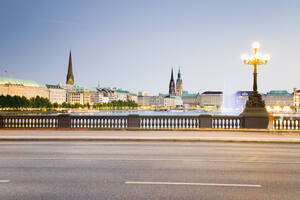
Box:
[241, 42, 270, 92]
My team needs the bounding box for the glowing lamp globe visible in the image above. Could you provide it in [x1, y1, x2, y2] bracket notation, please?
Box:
[252, 41, 260, 49]
[263, 54, 270, 62]
[241, 54, 249, 63]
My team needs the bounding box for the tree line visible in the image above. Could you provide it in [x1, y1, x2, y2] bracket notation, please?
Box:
[0, 95, 138, 109]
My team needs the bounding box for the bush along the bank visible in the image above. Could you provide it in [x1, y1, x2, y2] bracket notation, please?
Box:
[0, 95, 52, 108]
[94, 100, 138, 109]
[0, 95, 138, 109]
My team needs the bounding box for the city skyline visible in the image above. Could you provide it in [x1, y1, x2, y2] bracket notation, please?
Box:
[1, 0, 300, 95]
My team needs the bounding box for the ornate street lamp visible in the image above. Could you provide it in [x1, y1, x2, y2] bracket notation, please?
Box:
[241, 42, 270, 92]
[239, 42, 271, 129]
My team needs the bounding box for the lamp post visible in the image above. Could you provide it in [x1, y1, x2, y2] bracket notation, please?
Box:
[239, 42, 271, 129]
[241, 42, 270, 92]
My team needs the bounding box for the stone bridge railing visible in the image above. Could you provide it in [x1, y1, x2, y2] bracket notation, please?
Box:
[273, 117, 300, 130]
[0, 114, 244, 129]
[3, 114, 299, 130]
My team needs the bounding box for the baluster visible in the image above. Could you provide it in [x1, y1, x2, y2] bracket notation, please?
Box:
[89, 119, 93, 128]
[152, 118, 155, 129]
[185, 118, 189, 128]
[11, 118, 14, 128]
[293, 120, 296, 130]
[99, 118, 102, 128]
[96, 118, 99, 128]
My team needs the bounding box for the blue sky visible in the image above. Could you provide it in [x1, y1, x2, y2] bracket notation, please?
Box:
[1, 0, 300, 95]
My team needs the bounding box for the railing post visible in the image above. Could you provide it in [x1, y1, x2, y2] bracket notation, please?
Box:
[0, 115, 3, 128]
[127, 114, 140, 129]
[199, 115, 212, 128]
[58, 114, 71, 128]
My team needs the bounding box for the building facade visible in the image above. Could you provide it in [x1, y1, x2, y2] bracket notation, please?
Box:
[182, 91, 201, 106]
[235, 91, 252, 110]
[137, 96, 151, 107]
[200, 91, 223, 108]
[263, 90, 293, 112]
[68, 87, 91, 105]
[0, 77, 49, 99]
[293, 88, 300, 108]
[46, 84, 67, 104]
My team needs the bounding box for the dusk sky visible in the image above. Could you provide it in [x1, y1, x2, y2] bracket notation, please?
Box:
[1, 0, 300, 95]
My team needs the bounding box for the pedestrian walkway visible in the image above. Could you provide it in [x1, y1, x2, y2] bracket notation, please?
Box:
[1, 130, 300, 143]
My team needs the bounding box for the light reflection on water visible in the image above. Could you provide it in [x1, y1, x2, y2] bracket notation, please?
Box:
[71, 110, 241, 116]
[70, 110, 300, 117]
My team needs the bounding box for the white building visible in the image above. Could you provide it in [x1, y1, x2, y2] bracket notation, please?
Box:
[46, 84, 67, 104]
[200, 91, 223, 108]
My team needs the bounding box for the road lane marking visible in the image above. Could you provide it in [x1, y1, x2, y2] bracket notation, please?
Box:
[0, 157, 299, 164]
[0, 180, 10, 183]
[125, 181, 262, 188]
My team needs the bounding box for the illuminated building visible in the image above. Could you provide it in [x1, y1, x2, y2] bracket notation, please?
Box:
[0, 77, 49, 99]
[293, 88, 300, 108]
[200, 91, 223, 109]
[235, 91, 252, 109]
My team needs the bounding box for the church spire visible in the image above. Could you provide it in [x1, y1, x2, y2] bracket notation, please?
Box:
[169, 68, 175, 95]
[66, 51, 74, 85]
[176, 67, 183, 96]
[177, 67, 182, 81]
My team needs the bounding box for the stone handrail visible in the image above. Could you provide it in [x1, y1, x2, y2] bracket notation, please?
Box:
[273, 117, 300, 130]
[212, 116, 242, 129]
[0, 114, 244, 129]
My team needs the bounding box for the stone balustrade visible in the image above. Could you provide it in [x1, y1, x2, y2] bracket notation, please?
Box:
[0, 114, 243, 129]
[273, 117, 300, 130]
[212, 116, 242, 129]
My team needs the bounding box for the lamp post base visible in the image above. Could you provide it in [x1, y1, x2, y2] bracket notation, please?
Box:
[240, 91, 269, 129]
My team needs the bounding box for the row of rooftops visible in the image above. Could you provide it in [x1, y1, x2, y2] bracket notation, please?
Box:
[236, 90, 295, 96]
[1, 76, 299, 97]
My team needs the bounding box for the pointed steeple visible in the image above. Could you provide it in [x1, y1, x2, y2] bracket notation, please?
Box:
[170, 68, 174, 81]
[177, 68, 182, 81]
[176, 67, 183, 96]
[66, 51, 74, 85]
[169, 68, 175, 95]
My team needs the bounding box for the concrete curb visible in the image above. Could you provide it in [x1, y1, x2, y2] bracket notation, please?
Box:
[1, 137, 300, 143]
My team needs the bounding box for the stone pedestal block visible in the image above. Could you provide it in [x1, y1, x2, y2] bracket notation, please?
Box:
[199, 115, 212, 128]
[58, 114, 72, 128]
[127, 115, 140, 128]
[240, 107, 269, 129]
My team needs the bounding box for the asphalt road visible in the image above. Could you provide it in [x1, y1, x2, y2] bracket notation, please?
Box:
[0, 141, 300, 200]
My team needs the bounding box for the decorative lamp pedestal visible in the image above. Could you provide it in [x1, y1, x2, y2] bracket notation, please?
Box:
[239, 91, 269, 129]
